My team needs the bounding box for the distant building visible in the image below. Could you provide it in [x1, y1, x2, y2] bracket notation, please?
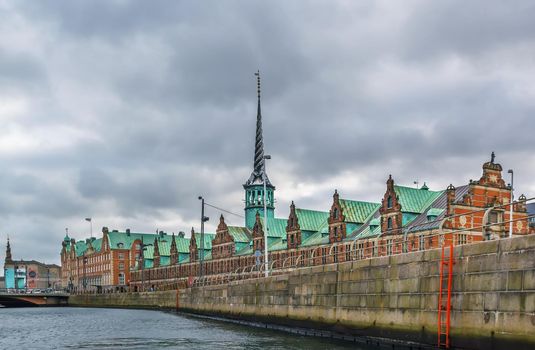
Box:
[3, 239, 61, 290]
[59, 229, 202, 292]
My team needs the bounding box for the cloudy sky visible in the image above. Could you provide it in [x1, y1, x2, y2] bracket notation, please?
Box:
[1, 1, 534, 264]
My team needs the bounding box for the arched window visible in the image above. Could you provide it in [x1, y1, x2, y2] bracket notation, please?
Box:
[387, 196, 392, 208]
[387, 217, 393, 230]
[333, 208, 339, 219]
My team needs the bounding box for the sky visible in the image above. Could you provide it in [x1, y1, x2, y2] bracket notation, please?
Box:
[1, 1, 534, 264]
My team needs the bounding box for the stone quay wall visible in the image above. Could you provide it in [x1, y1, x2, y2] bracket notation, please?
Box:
[179, 235, 535, 348]
[69, 290, 179, 309]
[70, 234, 535, 349]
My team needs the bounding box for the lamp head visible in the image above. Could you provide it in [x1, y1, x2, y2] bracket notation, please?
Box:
[198, 196, 202, 200]
[507, 169, 513, 174]
[264, 155, 271, 160]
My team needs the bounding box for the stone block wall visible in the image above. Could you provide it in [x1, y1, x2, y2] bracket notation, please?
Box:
[179, 234, 535, 348]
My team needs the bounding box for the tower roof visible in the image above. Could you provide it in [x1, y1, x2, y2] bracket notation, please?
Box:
[245, 70, 273, 188]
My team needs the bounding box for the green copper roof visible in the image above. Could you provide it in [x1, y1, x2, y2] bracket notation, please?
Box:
[194, 233, 215, 249]
[228, 226, 252, 243]
[295, 208, 329, 231]
[427, 208, 445, 217]
[301, 230, 330, 247]
[75, 241, 88, 257]
[156, 240, 172, 256]
[394, 185, 443, 213]
[340, 199, 381, 224]
[268, 238, 288, 251]
[354, 224, 381, 240]
[369, 218, 380, 226]
[173, 236, 190, 253]
[92, 238, 103, 253]
[107, 231, 164, 250]
[267, 218, 288, 238]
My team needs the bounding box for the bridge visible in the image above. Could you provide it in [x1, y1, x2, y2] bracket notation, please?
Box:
[0, 292, 69, 307]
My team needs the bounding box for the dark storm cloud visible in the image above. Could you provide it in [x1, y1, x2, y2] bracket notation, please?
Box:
[0, 0, 534, 263]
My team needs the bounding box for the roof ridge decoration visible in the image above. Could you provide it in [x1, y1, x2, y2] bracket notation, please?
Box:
[478, 151, 506, 188]
[328, 189, 347, 243]
[189, 227, 198, 262]
[286, 201, 302, 249]
[380, 175, 403, 235]
[212, 215, 235, 259]
[252, 211, 265, 252]
[245, 70, 272, 188]
[170, 232, 178, 264]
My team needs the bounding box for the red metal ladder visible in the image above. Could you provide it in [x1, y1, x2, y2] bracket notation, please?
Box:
[438, 242, 454, 348]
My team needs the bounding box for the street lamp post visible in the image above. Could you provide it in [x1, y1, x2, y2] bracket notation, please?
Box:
[198, 196, 209, 278]
[508, 169, 514, 238]
[85, 218, 93, 239]
[262, 155, 271, 278]
[139, 238, 153, 292]
[83, 254, 88, 293]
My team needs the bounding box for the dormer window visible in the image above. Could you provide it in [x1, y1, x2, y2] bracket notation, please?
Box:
[387, 196, 392, 209]
[117, 243, 124, 249]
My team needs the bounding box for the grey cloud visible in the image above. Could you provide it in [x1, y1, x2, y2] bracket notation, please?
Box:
[1, 1, 534, 264]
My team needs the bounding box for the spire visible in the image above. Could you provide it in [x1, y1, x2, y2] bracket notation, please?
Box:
[254, 70, 264, 174]
[5, 237, 12, 263]
[245, 70, 272, 187]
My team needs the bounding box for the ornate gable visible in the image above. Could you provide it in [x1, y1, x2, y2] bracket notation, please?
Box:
[379, 175, 402, 235]
[328, 190, 346, 243]
[478, 152, 506, 189]
[170, 233, 178, 265]
[211, 215, 235, 260]
[252, 211, 265, 252]
[153, 237, 160, 267]
[286, 201, 301, 249]
[189, 227, 198, 262]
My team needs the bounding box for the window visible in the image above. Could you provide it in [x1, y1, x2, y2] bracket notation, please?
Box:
[118, 253, 124, 260]
[387, 217, 393, 230]
[333, 208, 338, 219]
[118, 273, 125, 285]
[119, 263, 124, 270]
[419, 235, 425, 251]
[290, 235, 294, 245]
[135, 244, 140, 250]
[387, 196, 392, 208]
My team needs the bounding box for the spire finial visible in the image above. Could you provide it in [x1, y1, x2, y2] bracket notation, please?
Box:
[491, 151, 495, 163]
[255, 70, 261, 101]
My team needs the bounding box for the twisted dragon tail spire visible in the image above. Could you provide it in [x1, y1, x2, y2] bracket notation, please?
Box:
[253, 70, 264, 174]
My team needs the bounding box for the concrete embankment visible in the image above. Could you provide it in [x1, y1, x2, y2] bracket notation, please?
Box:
[70, 234, 535, 349]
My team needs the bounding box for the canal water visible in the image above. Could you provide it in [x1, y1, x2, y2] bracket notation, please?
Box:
[0, 307, 371, 349]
